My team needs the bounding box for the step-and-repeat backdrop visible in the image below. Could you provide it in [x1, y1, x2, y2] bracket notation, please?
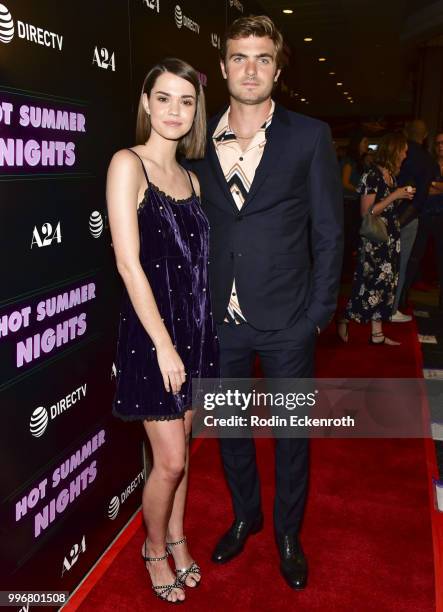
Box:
[0, 0, 271, 606]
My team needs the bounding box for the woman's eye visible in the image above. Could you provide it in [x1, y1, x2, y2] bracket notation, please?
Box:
[157, 96, 168, 102]
[183, 100, 194, 106]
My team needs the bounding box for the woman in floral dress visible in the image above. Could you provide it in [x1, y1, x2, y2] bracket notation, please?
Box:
[337, 132, 416, 345]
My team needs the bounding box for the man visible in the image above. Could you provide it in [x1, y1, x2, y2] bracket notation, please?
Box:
[403, 132, 443, 310]
[392, 119, 436, 320]
[189, 16, 343, 589]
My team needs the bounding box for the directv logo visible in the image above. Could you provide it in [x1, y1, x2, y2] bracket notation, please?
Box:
[0, 4, 14, 43]
[0, 3, 63, 50]
[108, 471, 144, 520]
[89, 210, 104, 238]
[29, 384, 87, 437]
[108, 496, 120, 520]
[174, 5, 199, 34]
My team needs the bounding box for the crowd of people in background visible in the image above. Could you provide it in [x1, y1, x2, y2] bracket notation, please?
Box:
[336, 120, 443, 345]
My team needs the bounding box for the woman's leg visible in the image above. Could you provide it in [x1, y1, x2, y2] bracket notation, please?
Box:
[141, 417, 187, 602]
[337, 318, 349, 342]
[370, 319, 400, 345]
[166, 410, 201, 586]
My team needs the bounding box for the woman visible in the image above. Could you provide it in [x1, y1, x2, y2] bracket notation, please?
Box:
[341, 131, 369, 197]
[106, 58, 219, 603]
[342, 131, 369, 256]
[337, 132, 416, 345]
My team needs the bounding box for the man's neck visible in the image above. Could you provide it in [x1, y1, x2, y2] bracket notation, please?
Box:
[228, 97, 272, 138]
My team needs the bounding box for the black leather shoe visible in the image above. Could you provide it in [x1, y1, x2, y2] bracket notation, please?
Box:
[211, 514, 263, 564]
[277, 534, 308, 590]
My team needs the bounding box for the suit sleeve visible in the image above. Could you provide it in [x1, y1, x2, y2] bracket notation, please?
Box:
[306, 123, 344, 331]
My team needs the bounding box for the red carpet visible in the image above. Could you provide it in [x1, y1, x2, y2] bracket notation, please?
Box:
[66, 319, 435, 611]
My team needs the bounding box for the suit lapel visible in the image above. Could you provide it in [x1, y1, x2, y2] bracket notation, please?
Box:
[241, 103, 289, 211]
[207, 135, 239, 213]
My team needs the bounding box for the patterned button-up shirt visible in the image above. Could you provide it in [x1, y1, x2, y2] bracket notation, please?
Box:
[213, 100, 275, 323]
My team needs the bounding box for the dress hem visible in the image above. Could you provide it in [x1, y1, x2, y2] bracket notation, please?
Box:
[112, 404, 193, 422]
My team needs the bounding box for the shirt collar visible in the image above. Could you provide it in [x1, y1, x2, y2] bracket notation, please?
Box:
[213, 99, 275, 142]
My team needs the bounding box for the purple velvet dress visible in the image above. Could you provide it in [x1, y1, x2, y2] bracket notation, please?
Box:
[112, 150, 219, 421]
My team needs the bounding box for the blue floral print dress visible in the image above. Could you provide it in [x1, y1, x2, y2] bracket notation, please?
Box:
[344, 165, 400, 323]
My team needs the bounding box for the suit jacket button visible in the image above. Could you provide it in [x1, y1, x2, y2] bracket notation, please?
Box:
[237, 216, 243, 221]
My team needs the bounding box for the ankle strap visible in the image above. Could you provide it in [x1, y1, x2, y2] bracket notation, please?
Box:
[143, 541, 169, 562]
[166, 536, 187, 547]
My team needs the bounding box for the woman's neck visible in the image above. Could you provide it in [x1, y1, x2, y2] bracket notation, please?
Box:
[143, 130, 179, 171]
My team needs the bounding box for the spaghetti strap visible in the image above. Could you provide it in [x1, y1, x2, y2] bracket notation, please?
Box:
[126, 148, 149, 185]
[185, 169, 196, 197]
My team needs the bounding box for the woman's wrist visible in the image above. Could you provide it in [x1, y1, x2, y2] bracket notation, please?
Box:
[153, 332, 173, 351]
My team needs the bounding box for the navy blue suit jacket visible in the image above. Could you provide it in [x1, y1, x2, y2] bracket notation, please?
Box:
[398, 140, 439, 225]
[187, 103, 343, 332]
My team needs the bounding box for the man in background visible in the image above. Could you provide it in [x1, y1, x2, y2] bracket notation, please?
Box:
[392, 119, 436, 320]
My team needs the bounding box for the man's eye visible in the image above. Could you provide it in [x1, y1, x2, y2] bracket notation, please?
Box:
[233, 57, 243, 62]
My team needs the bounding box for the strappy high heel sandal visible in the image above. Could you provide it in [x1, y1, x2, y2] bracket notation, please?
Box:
[141, 542, 185, 604]
[369, 331, 400, 346]
[166, 536, 201, 588]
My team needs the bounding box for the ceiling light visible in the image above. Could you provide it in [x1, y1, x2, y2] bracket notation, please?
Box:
[329, 71, 335, 76]
[304, 37, 313, 42]
[343, 91, 349, 95]
[282, 9, 293, 14]
[318, 57, 326, 62]
[336, 82, 343, 86]
[300, 98, 306, 102]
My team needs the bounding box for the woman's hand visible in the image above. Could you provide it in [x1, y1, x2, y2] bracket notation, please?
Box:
[156, 342, 186, 394]
[393, 186, 416, 201]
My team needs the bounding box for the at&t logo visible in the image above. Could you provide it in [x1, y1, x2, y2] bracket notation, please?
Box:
[92, 46, 116, 72]
[174, 4, 182, 28]
[108, 496, 120, 519]
[0, 4, 13, 43]
[142, 0, 160, 12]
[174, 5, 199, 34]
[29, 406, 48, 438]
[89, 210, 103, 238]
[108, 470, 144, 520]
[31, 221, 62, 248]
